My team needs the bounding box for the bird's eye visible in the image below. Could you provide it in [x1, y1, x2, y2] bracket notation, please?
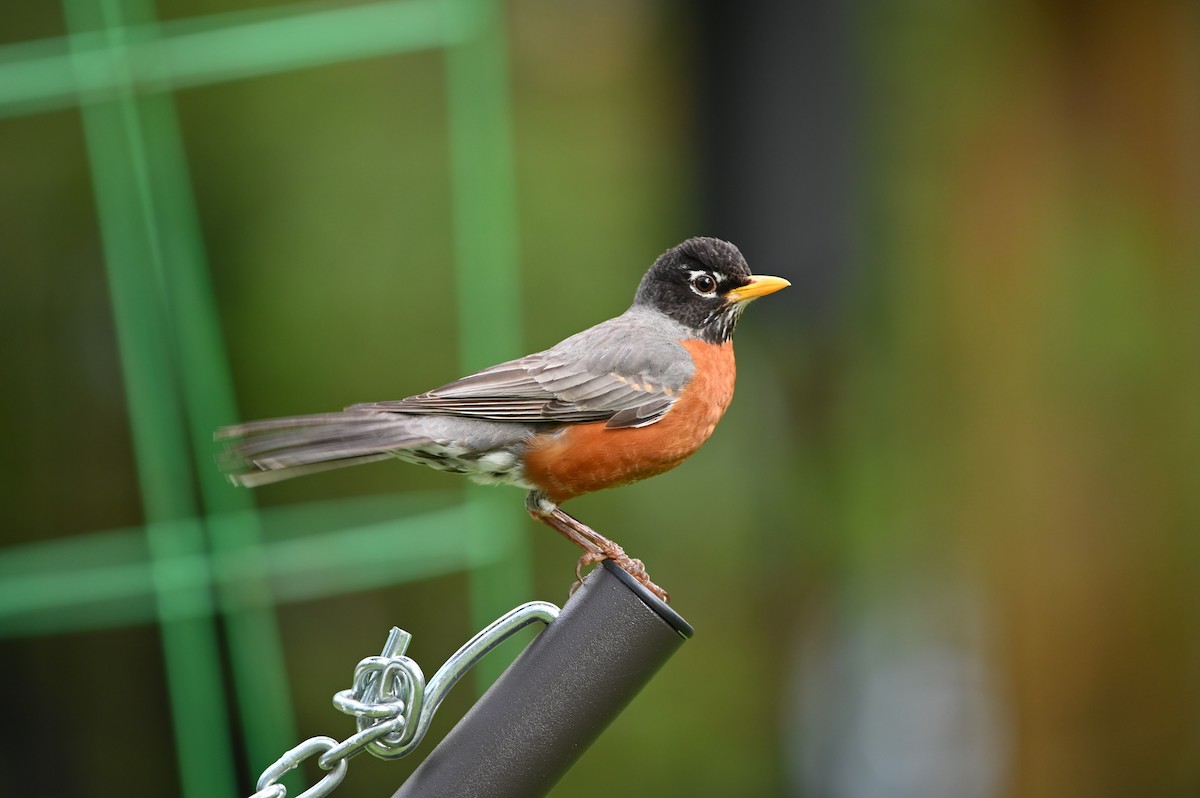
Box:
[690, 273, 717, 294]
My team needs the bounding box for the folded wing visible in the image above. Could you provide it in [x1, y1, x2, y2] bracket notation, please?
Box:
[350, 319, 695, 429]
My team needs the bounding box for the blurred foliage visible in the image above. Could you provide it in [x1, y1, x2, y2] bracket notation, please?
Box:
[1, 1, 1198, 797]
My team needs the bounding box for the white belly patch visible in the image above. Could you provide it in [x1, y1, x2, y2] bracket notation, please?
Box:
[391, 444, 534, 490]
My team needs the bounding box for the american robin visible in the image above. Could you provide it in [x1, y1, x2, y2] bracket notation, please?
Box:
[217, 237, 788, 601]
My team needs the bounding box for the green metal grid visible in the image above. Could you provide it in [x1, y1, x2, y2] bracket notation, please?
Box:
[0, 1, 529, 796]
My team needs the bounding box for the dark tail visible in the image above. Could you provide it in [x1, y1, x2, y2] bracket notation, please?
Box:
[216, 411, 426, 487]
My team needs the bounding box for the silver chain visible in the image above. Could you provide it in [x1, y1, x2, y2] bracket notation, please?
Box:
[249, 600, 560, 798]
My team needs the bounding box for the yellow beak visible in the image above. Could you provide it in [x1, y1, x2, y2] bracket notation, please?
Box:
[726, 274, 791, 303]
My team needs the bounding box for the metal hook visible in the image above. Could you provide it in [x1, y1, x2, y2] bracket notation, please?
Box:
[325, 600, 560, 764]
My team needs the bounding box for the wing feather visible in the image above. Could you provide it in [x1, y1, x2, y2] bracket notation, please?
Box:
[347, 312, 694, 427]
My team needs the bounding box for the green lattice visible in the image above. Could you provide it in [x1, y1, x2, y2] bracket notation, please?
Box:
[0, 2, 529, 796]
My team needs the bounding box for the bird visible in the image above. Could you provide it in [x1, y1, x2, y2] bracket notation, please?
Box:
[216, 237, 788, 601]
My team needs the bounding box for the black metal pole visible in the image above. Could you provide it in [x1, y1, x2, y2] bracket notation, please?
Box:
[392, 561, 694, 798]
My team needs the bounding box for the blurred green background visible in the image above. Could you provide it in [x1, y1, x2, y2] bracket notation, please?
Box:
[2, 1, 1198, 797]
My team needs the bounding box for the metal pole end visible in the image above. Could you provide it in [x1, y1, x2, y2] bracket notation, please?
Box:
[598, 561, 695, 639]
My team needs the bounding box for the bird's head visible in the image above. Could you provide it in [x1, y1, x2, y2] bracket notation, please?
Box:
[633, 237, 790, 343]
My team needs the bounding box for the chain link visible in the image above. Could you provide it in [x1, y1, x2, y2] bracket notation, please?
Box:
[327, 628, 425, 761]
[246, 601, 560, 798]
[247, 787, 286, 798]
[254, 737, 348, 798]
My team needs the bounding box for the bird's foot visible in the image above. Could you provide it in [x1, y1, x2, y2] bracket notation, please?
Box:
[527, 491, 669, 603]
[568, 549, 668, 602]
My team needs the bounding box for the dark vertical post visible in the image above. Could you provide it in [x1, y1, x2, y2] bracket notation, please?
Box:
[392, 562, 694, 798]
[695, 0, 859, 327]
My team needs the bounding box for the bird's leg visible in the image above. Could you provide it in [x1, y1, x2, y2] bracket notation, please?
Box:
[525, 491, 669, 602]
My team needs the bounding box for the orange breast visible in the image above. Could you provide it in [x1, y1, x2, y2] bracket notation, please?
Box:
[523, 339, 736, 503]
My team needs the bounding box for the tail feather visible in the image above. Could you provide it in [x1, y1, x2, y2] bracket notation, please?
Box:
[215, 412, 363, 439]
[230, 453, 397, 487]
[217, 411, 427, 487]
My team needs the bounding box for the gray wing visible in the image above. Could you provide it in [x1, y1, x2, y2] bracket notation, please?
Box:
[350, 315, 695, 429]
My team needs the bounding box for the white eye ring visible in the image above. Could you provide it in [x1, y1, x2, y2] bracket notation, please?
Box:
[689, 271, 718, 296]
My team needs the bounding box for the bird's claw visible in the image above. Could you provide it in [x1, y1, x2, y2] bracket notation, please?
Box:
[569, 549, 669, 603]
[574, 550, 605, 582]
